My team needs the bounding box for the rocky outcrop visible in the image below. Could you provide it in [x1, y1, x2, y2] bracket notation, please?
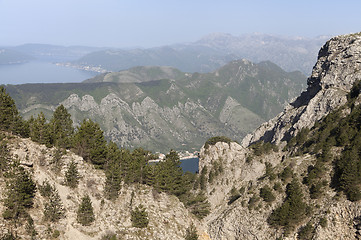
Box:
[198, 33, 361, 240]
[242, 33, 361, 147]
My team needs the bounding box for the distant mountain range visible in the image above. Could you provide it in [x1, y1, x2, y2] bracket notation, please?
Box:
[5, 60, 306, 152]
[73, 33, 328, 74]
[1, 33, 328, 74]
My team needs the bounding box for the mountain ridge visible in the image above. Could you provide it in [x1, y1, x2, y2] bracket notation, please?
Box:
[5, 60, 305, 153]
[198, 32, 361, 239]
[72, 33, 325, 74]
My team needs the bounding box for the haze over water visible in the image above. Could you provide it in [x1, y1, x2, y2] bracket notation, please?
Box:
[0, 61, 97, 85]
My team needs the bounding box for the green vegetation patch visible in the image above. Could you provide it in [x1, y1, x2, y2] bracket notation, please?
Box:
[204, 136, 233, 149]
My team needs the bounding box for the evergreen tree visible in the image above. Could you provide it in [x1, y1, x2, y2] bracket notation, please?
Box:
[104, 142, 122, 200]
[73, 119, 107, 167]
[28, 112, 51, 146]
[43, 187, 64, 222]
[77, 194, 95, 226]
[49, 105, 74, 149]
[155, 150, 185, 196]
[64, 160, 80, 188]
[186, 192, 210, 219]
[0, 134, 10, 174]
[3, 165, 37, 221]
[130, 148, 149, 184]
[131, 204, 149, 228]
[268, 178, 307, 233]
[0, 86, 24, 135]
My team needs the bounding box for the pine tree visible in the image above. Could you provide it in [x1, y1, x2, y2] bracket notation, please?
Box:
[3, 165, 37, 221]
[28, 112, 52, 146]
[0, 86, 24, 135]
[131, 204, 149, 228]
[155, 150, 185, 196]
[43, 187, 64, 222]
[268, 178, 307, 233]
[73, 119, 107, 168]
[104, 142, 122, 200]
[64, 160, 80, 188]
[49, 105, 74, 149]
[77, 195, 95, 226]
[0, 134, 10, 174]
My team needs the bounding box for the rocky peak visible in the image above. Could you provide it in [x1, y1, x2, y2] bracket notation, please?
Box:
[242, 33, 361, 147]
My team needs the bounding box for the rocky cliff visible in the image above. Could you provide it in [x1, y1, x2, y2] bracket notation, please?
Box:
[198, 32, 361, 239]
[242, 33, 361, 148]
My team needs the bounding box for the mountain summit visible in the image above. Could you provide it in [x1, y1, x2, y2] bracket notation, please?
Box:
[242, 32, 361, 147]
[199, 32, 361, 239]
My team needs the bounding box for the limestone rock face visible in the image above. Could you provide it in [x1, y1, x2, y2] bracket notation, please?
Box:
[61, 91, 238, 152]
[198, 33, 361, 240]
[242, 33, 361, 147]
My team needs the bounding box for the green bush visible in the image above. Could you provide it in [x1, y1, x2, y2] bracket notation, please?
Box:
[204, 136, 233, 149]
[297, 222, 314, 240]
[185, 223, 198, 240]
[228, 187, 241, 205]
[250, 141, 278, 156]
[279, 166, 293, 182]
[44, 188, 64, 222]
[260, 185, 276, 203]
[319, 217, 327, 228]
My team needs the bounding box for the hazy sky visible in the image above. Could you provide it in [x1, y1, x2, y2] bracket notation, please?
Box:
[1, 0, 360, 48]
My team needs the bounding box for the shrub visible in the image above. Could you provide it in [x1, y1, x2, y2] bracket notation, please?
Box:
[260, 185, 276, 203]
[39, 179, 54, 198]
[185, 222, 198, 240]
[250, 141, 278, 156]
[228, 187, 241, 205]
[297, 222, 314, 240]
[204, 136, 232, 149]
[279, 166, 293, 182]
[319, 217, 327, 228]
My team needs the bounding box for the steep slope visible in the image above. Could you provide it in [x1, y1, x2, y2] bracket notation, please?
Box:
[5, 60, 305, 153]
[242, 33, 361, 148]
[0, 134, 206, 239]
[198, 32, 361, 239]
